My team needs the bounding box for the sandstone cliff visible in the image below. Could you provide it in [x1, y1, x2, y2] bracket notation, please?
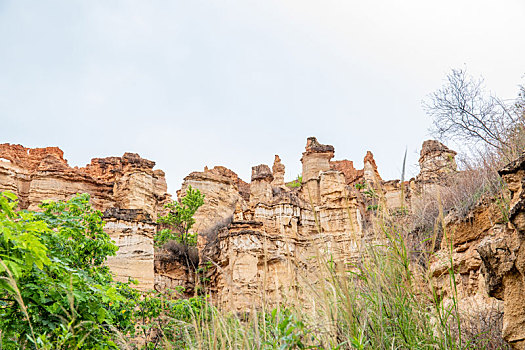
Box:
[171, 136, 519, 348]
[171, 137, 395, 311]
[474, 153, 525, 347]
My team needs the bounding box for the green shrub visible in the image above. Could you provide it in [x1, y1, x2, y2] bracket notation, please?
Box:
[156, 185, 205, 247]
[263, 308, 319, 349]
[287, 174, 303, 188]
[0, 192, 134, 349]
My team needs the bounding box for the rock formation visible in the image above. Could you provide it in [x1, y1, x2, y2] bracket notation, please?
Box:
[271, 155, 285, 187]
[177, 135, 515, 347]
[416, 139, 457, 183]
[475, 152, 525, 347]
[181, 137, 377, 312]
[177, 166, 246, 235]
[0, 143, 170, 290]
[4, 138, 525, 347]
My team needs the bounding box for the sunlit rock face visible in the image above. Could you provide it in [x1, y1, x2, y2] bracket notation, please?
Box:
[271, 155, 285, 188]
[177, 167, 247, 235]
[104, 209, 156, 290]
[250, 164, 273, 205]
[185, 138, 391, 312]
[195, 137, 376, 312]
[415, 141, 506, 337]
[301, 137, 335, 183]
[417, 140, 457, 183]
[180, 136, 522, 349]
[0, 143, 170, 291]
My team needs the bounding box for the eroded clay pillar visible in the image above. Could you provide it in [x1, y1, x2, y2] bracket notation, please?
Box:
[250, 164, 273, 205]
[417, 140, 457, 183]
[363, 151, 382, 187]
[300, 137, 334, 204]
[271, 155, 285, 188]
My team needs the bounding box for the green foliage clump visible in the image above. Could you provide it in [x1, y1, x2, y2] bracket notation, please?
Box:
[156, 185, 205, 247]
[0, 190, 219, 349]
[287, 174, 303, 188]
[0, 192, 134, 349]
[354, 182, 366, 190]
[263, 308, 318, 349]
[126, 287, 210, 349]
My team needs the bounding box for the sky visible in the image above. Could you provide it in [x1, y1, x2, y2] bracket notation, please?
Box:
[1, 1, 524, 194]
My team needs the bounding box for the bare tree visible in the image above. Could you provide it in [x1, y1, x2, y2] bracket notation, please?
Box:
[424, 69, 525, 158]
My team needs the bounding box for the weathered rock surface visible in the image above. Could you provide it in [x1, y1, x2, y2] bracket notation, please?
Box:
[155, 249, 196, 295]
[474, 152, 525, 348]
[196, 138, 374, 312]
[0, 143, 170, 291]
[416, 140, 457, 183]
[104, 209, 156, 289]
[271, 155, 286, 188]
[301, 137, 335, 183]
[178, 136, 516, 350]
[424, 147, 525, 348]
[177, 167, 246, 236]
[330, 159, 363, 185]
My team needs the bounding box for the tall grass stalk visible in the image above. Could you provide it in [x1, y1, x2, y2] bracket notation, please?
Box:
[173, 211, 453, 348]
[0, 259, 39, 349]
[172, 189, 465, 349]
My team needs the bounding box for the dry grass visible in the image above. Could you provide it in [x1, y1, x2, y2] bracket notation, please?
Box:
[163, 240, 200, 268]
[171, 187, 510, 349]
[450, 301, 509, 350]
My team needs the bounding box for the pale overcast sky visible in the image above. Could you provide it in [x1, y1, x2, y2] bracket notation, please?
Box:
[1, 1, 524, 194]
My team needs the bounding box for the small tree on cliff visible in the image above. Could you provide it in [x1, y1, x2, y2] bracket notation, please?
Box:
[156, 185, 205, 247]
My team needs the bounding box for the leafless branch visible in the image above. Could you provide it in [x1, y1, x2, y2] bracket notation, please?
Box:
[423, 68, 525, 156]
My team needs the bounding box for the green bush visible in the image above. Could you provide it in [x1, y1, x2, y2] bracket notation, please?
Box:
[156, 185, 205, 247]
[263, 308, 319, 349]
[0, 192, 134, 349]
[287, 174, 303, 188]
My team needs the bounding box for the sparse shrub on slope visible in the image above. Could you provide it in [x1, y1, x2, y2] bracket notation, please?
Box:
[287, 174, 303, 189]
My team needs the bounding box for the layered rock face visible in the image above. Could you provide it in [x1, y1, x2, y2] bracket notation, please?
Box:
[417, 145, 525, 348]
[475, 153, 525, 347]
[179, 135, 517, 346]
[416, 140, 457, 183]
[177, 166, 247, 235]
[428, 198, 508, 331]
[181, 137, 525, 346]
[178, 137, 464, 313]
[0, 143, 170, 290]
[180, 137, 392, 312]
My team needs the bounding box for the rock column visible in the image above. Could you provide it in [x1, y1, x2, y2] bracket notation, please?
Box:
[250, 164, 273, 205]
[301, 137, 334, 205]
